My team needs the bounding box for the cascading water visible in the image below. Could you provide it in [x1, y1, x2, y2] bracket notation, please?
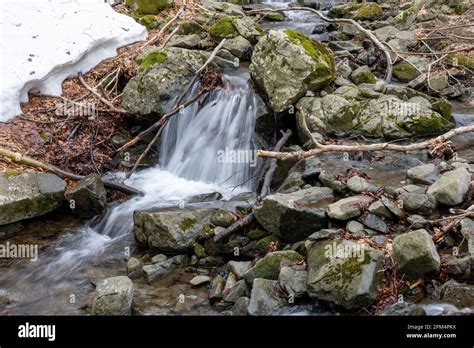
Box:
[0, 71, 260, 314]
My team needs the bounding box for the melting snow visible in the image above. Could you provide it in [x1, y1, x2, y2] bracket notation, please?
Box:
[0, 0, 147, 121]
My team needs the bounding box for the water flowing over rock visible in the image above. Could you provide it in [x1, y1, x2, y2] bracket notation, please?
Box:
[250, 29, 335, 113]
[91, 276, 134, 315]
[0, 172, 66, 226]
[307, 239, 384, 309]
[253, 187, 334, 242]
[392, 229, 440, 279]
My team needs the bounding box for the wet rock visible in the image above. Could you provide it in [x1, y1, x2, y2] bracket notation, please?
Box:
[190, 275, 212, 287]
[358, 213, 389, 234]
[442, 255, 471, 280]
[134, 207, 217, 252]
[222, 36, 252, 60]
[142, 255, 189, 281]
[247, 279, 288, 315]
[427, 168, 471, 206]
[326, 195, 373, 220]
[151, 254, 167, 264]
[198, 255, 224, 267]
[253, 187, 333, 242]
[392, 229, 440, 279]
[232, 296, 250, 315]
[406, 163, 439, 185]
[91, 276, 133, 315]
[278, 265, 307, 297]
[381, 196, 406, 219]
[244, 250, 303, 286]
[65, 174, 107, 218]
[122, 47, 208, 120]
[228, 261, 252, 280]
[350, 65, 376, 85]
[250, 29, 335, 113]
[209, 275, 225, 300]
[0, 172, 66, 225]
[0, 222, 24, 237]
[378, 302, 426, 316]
[307, 239, 384, 309]
[399, 193, 437, 214]
[127, 257, 143, 279]
[435, 280, 474, 308]
[224, 280, 248, 303]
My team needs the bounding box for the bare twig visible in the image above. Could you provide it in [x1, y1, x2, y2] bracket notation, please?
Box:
[78, 74, 127, 114]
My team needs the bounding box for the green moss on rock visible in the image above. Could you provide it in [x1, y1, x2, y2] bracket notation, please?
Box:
[137, 50, 168, 70]
[356, 3, 383, 20]
[209, 16, 239, 38]
[448, 53, 474, 69]
[125, 0, 173, 15]
[180, 217, 197, 231]
[139, 15, 159, 29]
[393, 62, 420, 82]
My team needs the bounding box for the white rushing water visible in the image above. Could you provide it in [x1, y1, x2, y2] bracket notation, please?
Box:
[1, 73, 260, 304]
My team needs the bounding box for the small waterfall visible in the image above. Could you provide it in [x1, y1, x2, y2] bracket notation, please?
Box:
[0, 72, 260, 313]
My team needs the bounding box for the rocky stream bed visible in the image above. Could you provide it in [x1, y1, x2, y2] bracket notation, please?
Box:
[0, 0, 473, 316]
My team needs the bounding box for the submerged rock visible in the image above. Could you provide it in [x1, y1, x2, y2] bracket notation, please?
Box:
[307, 239, 384, 309]
[134, 207, 217, 252]
[91, 276, 133, 315]
[253, 187, 334, 242]
[427, 168, 471, 206]
[0, 172, 66, 225]
[250, 29, 335, 113]
[392, 229, 440, 279]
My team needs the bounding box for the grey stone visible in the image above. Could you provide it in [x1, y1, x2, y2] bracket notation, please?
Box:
[228, 261, 252, 280]
[91, 276, 133, 315]
[209, 275, 225, 300]
[358, 213, 389, 234]
[190, 275, 212, 286]
[399, 193, 437, 214]
[407, 163, 439, 184]
[248, 279, 287, 315]
[392, 229, 440, 279]
[278, 265, 308, 297]
[232, 297, 250, 316]
[427, 168, 471, 206]
[224, 280, 248, 303]
[326, 195, 373, 220]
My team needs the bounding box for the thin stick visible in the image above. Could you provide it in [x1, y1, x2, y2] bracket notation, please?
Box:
[143, 4, 186, 47]
[78, 74, 127, 114]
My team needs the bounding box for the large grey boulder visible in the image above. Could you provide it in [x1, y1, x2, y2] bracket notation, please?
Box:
[91, 276, 133, 315]
[122, 47, 208, 120]
[253, 187, 334, 242]
[307, 239, 384, 309]
[278, 265, 308, 297]
[65, 174, 107, 218]
[0, 172, 66, 225]
[222, 36, 252, 60]
[250, 29, 335, 113]
[427, 168, 471, 206]
[406, 163, 439, 184]
[247, 278, 288, 315]
[133, 207, 217, 252]
[392, 229, 440, 279]
[244, 250, 303, 286]
[399, 193, 437, 214]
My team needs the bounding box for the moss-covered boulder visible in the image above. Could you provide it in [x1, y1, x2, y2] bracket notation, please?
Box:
[253, 186, 334, 242]
[0, 172, 66, 226]
[244, 250, 303, 285]
[133, 207, 218, 252]
[122, 47, 207, 121]
[393, 62, 421, 82]
[392, 229, 440, 279]
[329, 2, 383, 21]
[296, 87, 455, 140]
[126, 0, 173, 15]
[307, 239, 384, 309]
[350, 65, 376, 85]
[250, 29, 335, 113]
[209, 16, 240, 39]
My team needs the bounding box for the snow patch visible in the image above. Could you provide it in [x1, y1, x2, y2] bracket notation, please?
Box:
[0, 0, 147, 122]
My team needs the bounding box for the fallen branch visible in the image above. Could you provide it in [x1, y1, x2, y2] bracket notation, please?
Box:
[0, 146, 143, 196]
[214, 129, 293, 243]
[78, 74, 127, 114]
[143, 3, 186, 48]
[247, 6, 393, 82]
[258, 123, 474, 161]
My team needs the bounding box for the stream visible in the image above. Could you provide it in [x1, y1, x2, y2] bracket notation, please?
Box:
[0, 0, 473, 316]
